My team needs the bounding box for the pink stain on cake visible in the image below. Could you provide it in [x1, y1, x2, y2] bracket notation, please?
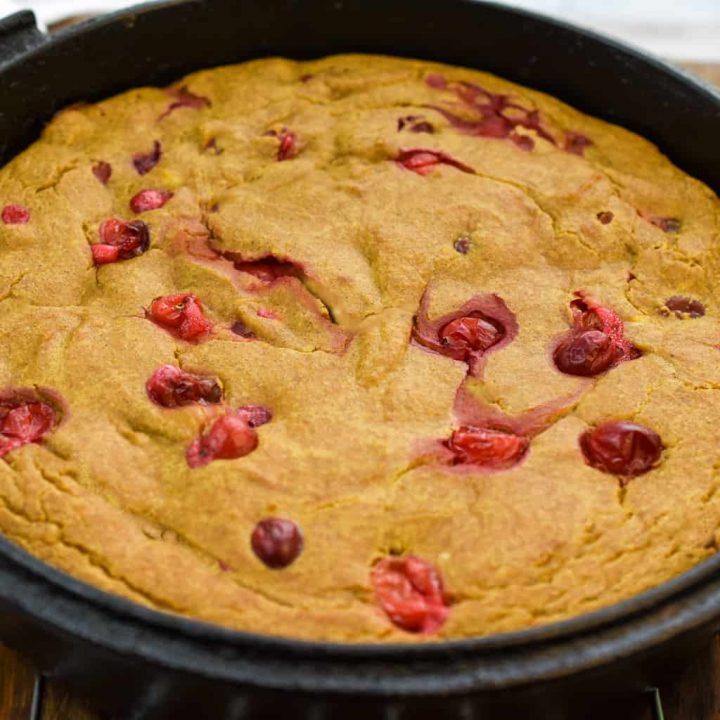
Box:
[186, 412, 259, 468]
[92, 218, 150, 265]
[92, 161, 112, 185]
[147, 293, 213, 343]
[395, 148, 475, 176]
[640, 212, 682, 234]
[371, 555, 449, 634]
[553, 292, 640, 377]
[130, 189, 174, 213]
[412, 289, 518, 376]
[0, 390, 60, 458]
[397, 115, 434, 133]
[424, 73, 592, 155]
[159, 86, 211, 120]
[132, 140, 162, 175]
[1, 204, 30, 225]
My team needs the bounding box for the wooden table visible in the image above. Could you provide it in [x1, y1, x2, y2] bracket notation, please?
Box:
[0, 60, 718, 720]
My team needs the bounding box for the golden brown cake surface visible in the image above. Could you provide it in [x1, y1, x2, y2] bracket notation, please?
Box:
[0, 54, 719, 642]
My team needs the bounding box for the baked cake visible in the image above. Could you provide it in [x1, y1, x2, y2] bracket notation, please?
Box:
[0, 54, 718, 642]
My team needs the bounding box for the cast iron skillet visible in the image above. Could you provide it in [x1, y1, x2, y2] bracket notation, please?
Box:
[0, 2, 719, 718]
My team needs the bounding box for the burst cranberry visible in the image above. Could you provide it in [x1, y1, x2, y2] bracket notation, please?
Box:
[92, 161, 112, 185]
[237, 405, 272, 428]
[664, 296, 705, 318]
[234, 257, 299, 283]
[554, 294, 639, 377]
[439, 315, 504, 362]
[553, 330, 617, 377]
[651, 216, 681, 233]
[371, 556, 449, 634]
[92, 218, 150, 265]
[597, 211, 614, 224]
[130, 189, 173, 213]
[396, 149, 474, 176]
[0, 399, 56, 458]
[251, 518, 303, 569]
[2, 204, 30, 225]
[447, 426, 529, 470]
[580, 421, 663, 479]
[510, 133, 534, 151]
[186, 413, 258, 468]
[148, 293, 213, 343]
[133, 140, 162, 175]
[146, 365, 222, 408]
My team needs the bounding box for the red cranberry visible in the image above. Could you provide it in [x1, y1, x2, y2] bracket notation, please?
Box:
[371, 556, 449, 634]
[186, 413, 258, 468]
[148, 293, 213, 343]
[146, 365, 222, 408]
[396, 149, 474, 176]
[133, 141, 162, 175]
[453, 236, 471, 254]
[237, 405, 272, 428]
[439, 315, 504, 361]
[1, 204, 30, 225]
[0, 398, 57, 458]
[160, 86, 211, 120]
[92, 161, 112, 185]
[597, 211, 614, 225]
[251, 518, 303, 569]
[447, 426, 529, 470]
[92, 218, 150, 265]
[664, 296, 705, 318]
[130, 189, 173, 213]
[265, 128, 298, 161]
[554, 295, 640, 376]
[580, 421, 663, 479]
[553, 330, 617, 377]
[564, 131, 593, 155]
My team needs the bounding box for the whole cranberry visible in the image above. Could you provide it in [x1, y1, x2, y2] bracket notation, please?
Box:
[146, 365, 222, 408]
[439, 315, 504, 362]
[130, 189, 174, 213]
[147, 293, 213, 343]
[251, 518, 303, 569]
[371, 555, 449, 634]
[448, 426, 529, 470]
[580, 421, 663, 479]
[1, 204, 30, 225]
[186, 413, 258, 468]
[553, 330, 617, 377]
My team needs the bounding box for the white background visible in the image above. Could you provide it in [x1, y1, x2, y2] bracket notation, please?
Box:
[1, 0, 719, 61]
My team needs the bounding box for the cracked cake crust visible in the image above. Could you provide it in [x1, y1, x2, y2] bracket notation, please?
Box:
[0, 54, 718, 642]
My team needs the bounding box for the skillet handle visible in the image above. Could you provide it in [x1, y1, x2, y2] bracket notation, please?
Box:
[0, 11, 46, 68]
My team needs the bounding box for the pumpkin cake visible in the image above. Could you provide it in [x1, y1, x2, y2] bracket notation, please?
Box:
[0, 54, 718, 642]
